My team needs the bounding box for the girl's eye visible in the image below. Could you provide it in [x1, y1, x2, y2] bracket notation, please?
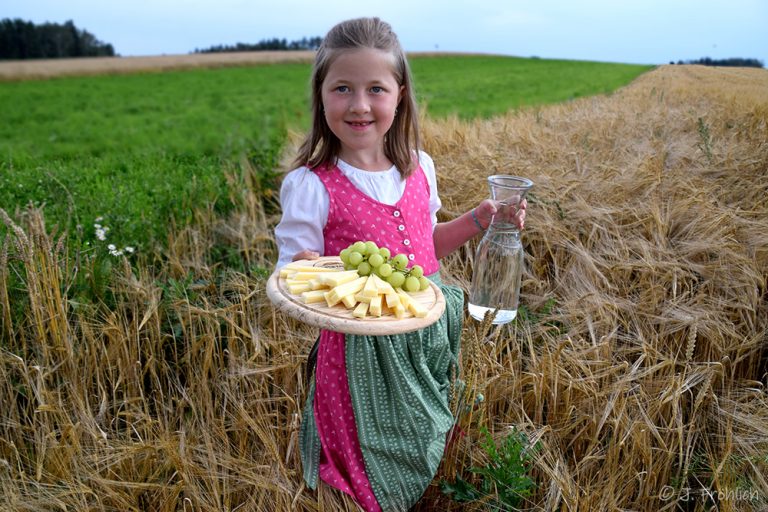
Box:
[336, 85, 349, 93]
[371, 86, 384, 94]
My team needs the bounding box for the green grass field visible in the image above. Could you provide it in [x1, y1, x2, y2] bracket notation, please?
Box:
[410, 55, 652, 118]
[0, 56, 652, 254]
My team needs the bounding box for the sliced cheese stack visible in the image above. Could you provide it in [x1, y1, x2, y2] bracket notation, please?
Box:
[279, 263, 428, 319]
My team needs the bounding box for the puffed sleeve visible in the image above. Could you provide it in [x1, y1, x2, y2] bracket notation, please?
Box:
[418, 151, 442, 228]
[274, 167, 329, 268]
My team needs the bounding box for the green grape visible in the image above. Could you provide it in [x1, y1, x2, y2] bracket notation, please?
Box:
[404, 276, 420, 292]
[409, 265, 424, 278]
[418, 276, 430, 291]
[339, 248, 351, 264]
[392, 253, 409, 270]
[344, 263, 357, 271]
[348, 252, 364, 266]
[368, 253, 384, 268]
[352, 241, 367, 253]
[358, 261, 372, 276]
[364, 241, 379, 256]
[378, 247, 391, 259]
[378, 263, 393, 277]
[387, 271, 406, 289]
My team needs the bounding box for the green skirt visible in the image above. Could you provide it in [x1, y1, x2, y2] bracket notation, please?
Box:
[299, 275, 464, 511]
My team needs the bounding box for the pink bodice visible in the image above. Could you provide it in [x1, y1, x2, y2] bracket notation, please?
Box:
[313, 163, 440, 275]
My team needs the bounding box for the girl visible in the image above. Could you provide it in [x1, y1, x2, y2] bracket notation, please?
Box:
[275, 17, 525, 511]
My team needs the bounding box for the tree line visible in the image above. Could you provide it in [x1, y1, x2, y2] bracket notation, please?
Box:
[0, 18, 116, 60]
[194, 36, 322, 53]
[671, 57, 764, 68]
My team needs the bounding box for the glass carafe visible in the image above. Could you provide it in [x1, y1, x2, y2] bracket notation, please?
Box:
[468, 175, 533, 324]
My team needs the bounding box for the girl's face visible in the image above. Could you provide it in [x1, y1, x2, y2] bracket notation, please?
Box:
[321, 48, 404, 162]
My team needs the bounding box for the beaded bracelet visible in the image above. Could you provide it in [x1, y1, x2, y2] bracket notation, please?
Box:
[471, 209, 485, 231]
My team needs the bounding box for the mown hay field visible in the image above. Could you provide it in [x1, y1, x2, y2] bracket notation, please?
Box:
[0, 51, 522, 81]
[0, 51, 316, 80]
[1, 62, 767, 511]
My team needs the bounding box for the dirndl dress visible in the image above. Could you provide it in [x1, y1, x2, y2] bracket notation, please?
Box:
[298, 163, 464, 511]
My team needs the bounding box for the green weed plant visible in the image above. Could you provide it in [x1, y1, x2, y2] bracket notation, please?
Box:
[441, 426, 539, 510]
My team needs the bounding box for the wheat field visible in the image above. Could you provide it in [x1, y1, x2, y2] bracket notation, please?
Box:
[1, 64, 767, 511]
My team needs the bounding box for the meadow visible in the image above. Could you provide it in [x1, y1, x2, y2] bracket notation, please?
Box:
[0, 55, 651, 254]
[1, 54, 767, 512]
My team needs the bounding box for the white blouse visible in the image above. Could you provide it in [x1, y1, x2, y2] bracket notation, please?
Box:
[275, 151, 442, 268]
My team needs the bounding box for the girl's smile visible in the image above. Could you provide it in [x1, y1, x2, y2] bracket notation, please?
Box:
[321, 48, 404, 167]
[347, 120, 374, 130]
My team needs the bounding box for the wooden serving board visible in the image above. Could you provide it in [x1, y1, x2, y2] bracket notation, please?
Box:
[265, 257, 446, 335]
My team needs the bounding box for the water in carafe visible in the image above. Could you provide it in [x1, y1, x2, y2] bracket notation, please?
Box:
[468, 176, 533, 324]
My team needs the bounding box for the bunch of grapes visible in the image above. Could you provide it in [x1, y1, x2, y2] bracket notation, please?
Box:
[339, 241, 430, 292]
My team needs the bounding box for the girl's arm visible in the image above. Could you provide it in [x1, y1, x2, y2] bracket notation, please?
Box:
[274, 168, 328, 267]
[433, 199, 526, 260]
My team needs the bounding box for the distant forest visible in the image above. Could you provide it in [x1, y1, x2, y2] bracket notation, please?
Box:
[193, 37, 322, 53]
[0, 18, 116, 59]
[673, 57, 764, 68]
[0, 19, 322, 59]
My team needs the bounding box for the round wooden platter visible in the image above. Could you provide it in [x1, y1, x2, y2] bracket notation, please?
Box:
[266, 257, 446, 335]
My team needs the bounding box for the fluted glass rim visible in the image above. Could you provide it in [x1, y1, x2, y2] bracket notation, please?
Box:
[487, 175, 534, 190]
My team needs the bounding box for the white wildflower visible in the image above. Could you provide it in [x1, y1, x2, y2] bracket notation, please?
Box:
[107, 244, 116, 251]
[124, 246, 135, 254]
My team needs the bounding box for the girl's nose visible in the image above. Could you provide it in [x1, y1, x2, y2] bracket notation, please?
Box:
[349, 93, 370, 114]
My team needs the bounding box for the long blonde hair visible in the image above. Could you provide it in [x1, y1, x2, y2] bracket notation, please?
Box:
[293, 17, 420, 177]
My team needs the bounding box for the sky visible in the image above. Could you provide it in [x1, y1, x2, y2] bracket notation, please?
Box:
[5, 0, 767, 66]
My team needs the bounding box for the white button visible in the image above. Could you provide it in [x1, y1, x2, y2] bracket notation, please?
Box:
[408, 254, 415, 261]
[397, 225, 405, 232]
[403, 239, 411, 246]
[393, 210, 401, 217]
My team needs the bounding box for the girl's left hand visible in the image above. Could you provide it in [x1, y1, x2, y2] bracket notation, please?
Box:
[475, 198, 527, 230]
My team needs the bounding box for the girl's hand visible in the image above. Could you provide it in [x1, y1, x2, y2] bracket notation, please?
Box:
[292, 250, 320, 261]
[474, 198, 527, 230]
